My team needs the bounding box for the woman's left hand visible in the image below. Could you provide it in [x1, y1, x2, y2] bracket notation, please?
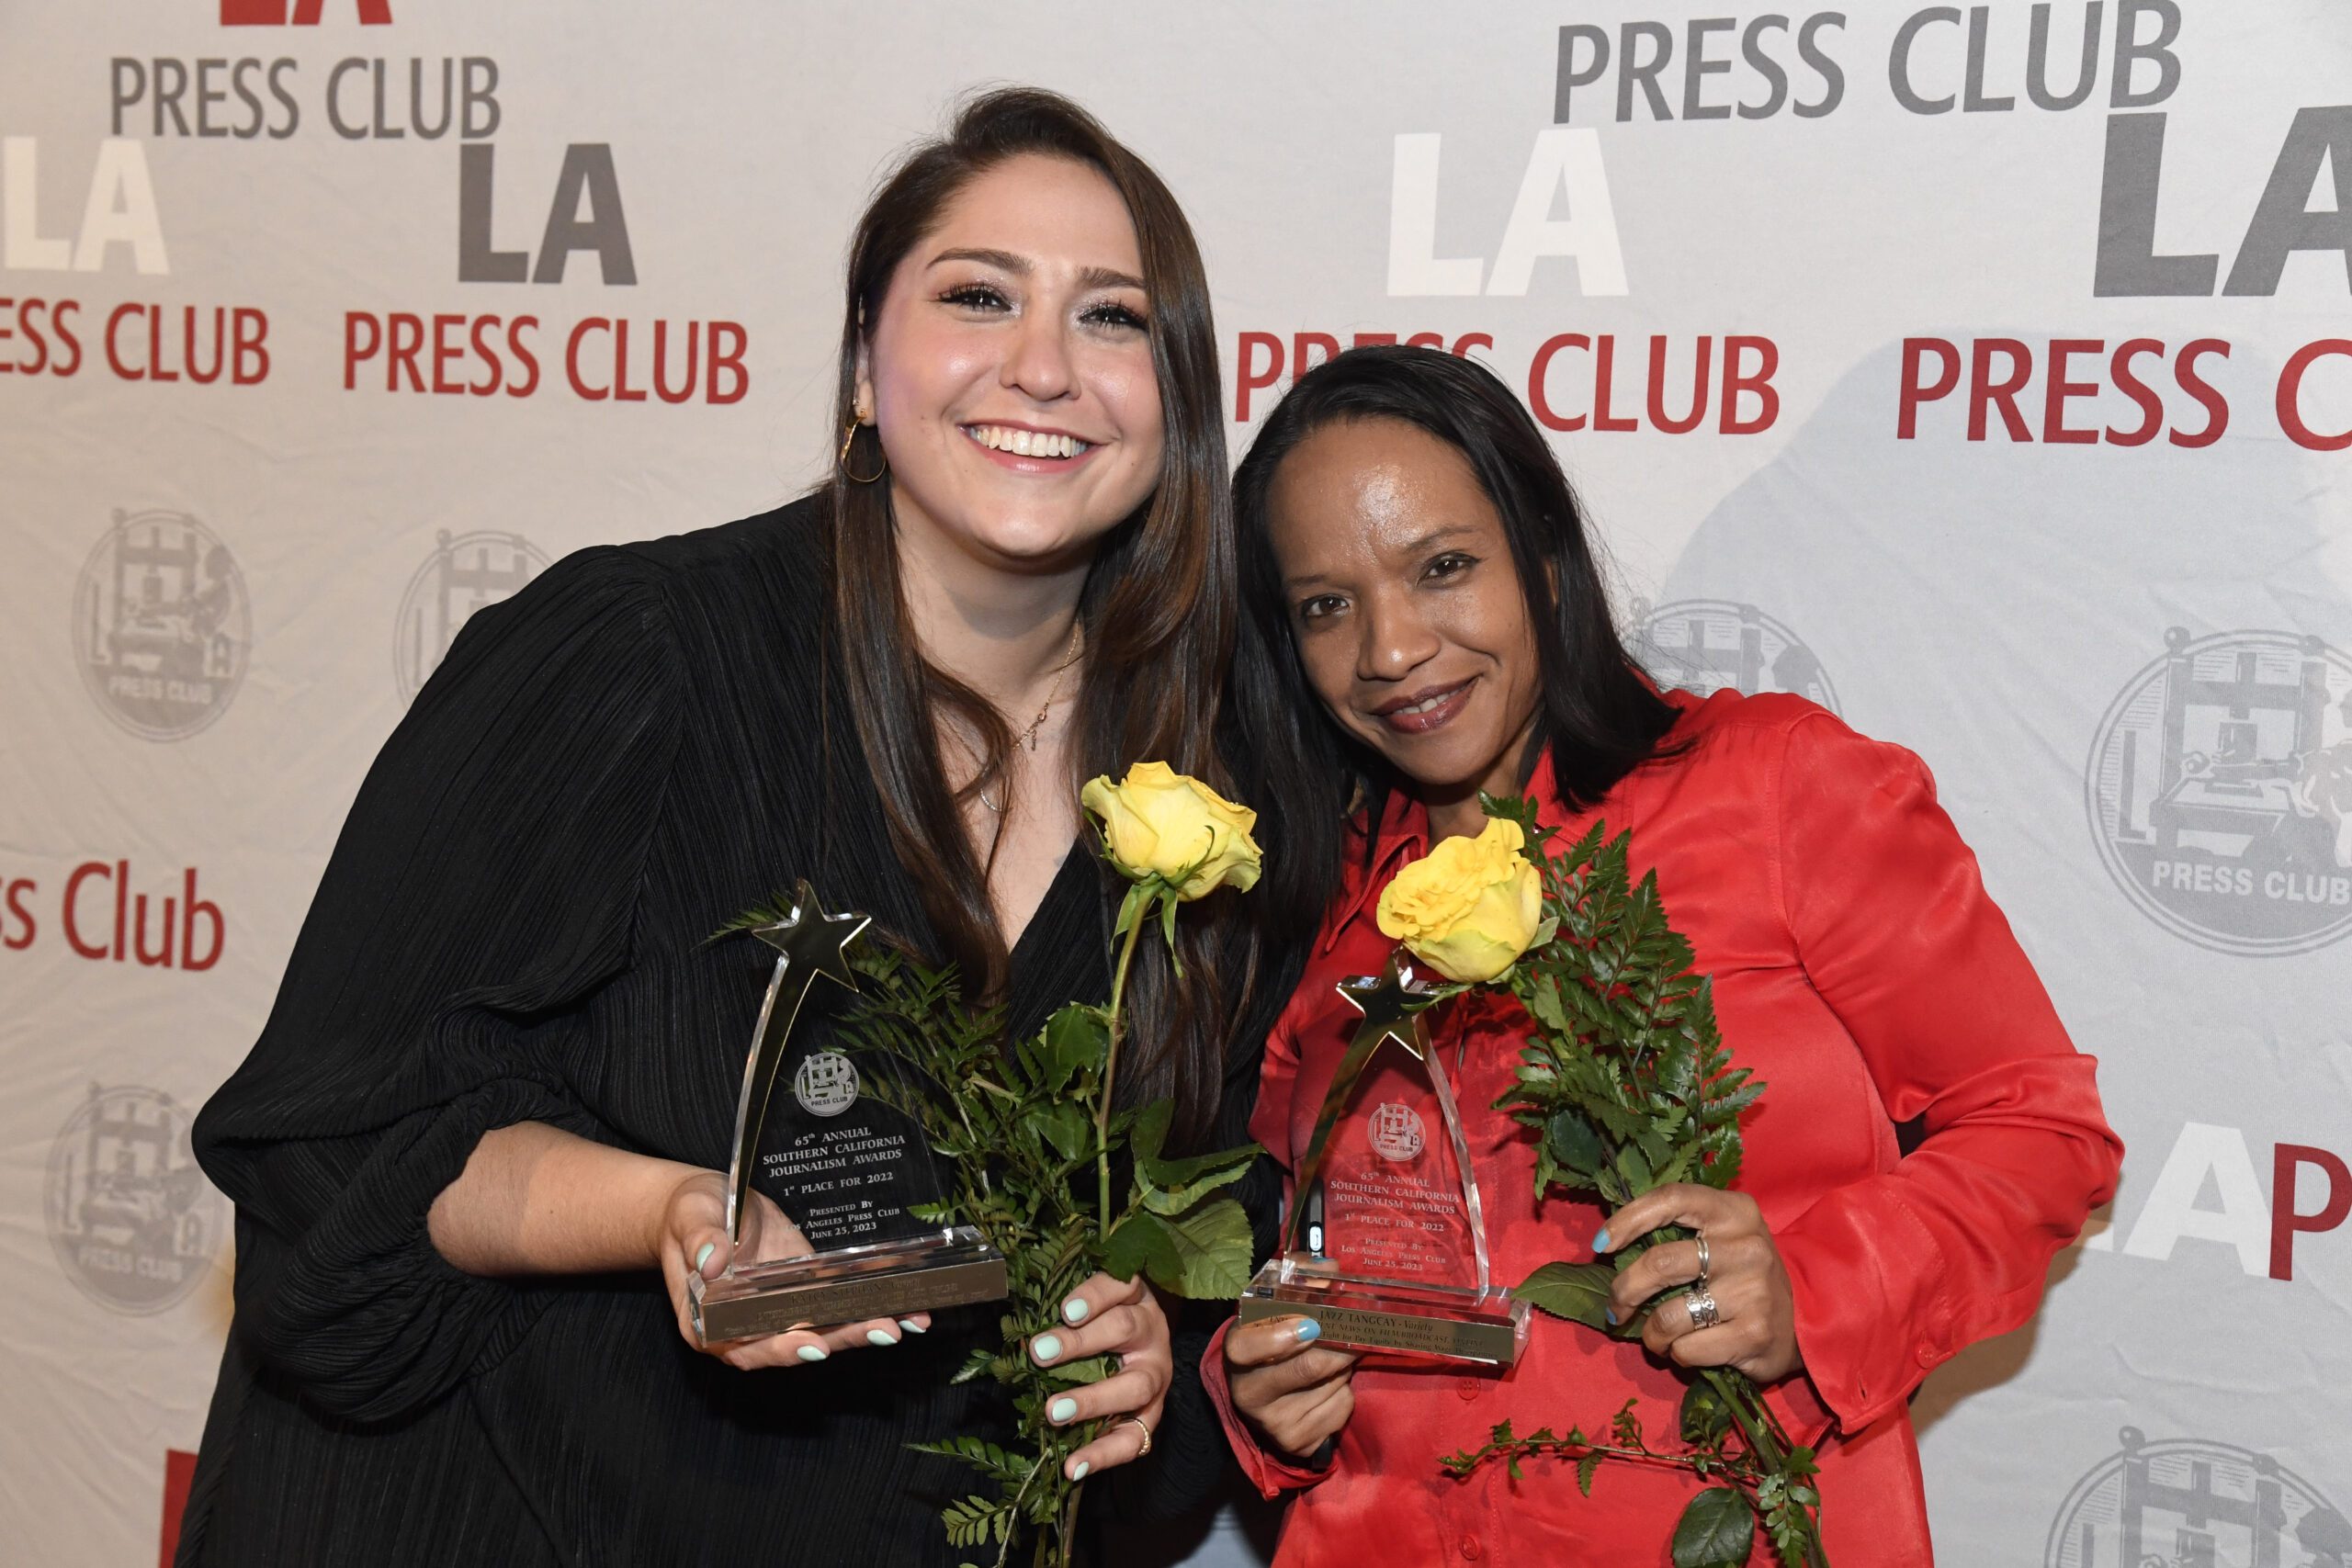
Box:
[1598, 1183, 1803, 1384]
[1025, 1271, 1173, 1481]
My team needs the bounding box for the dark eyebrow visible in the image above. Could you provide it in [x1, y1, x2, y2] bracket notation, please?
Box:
[1279, 523, 1484, 592]
[930, 246, 1029, 274]
[928, 248, 1146, 295]
[1397, 523, 1485, 556]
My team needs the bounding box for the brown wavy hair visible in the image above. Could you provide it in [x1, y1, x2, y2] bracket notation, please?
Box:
[820, 87, 1246, 1146]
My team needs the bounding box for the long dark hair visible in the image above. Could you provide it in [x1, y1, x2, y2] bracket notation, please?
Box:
[1225, 344, 1682, 942]
[821, 88, 1244, 1145]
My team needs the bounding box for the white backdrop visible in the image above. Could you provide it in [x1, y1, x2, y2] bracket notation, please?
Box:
[4, 4, 2350, 1564]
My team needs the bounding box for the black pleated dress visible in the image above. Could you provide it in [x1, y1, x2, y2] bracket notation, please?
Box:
[178, 498, 1286, 1567]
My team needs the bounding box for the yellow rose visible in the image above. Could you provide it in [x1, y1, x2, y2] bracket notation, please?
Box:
[1376, 818, 1543, 983]
[1081, 761, 1263, 899]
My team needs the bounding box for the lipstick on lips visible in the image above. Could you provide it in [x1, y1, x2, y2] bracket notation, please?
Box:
[1371, 676, 1476, 734]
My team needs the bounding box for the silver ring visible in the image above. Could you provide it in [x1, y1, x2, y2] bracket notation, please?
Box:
[1684, 1285, 1721, 1330]
[1693, 1231, 1710, 1285]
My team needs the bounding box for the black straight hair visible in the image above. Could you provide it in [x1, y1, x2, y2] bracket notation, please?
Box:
[1224, 344, 1682, 942]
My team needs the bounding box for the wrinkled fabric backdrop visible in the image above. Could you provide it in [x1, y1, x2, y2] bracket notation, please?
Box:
[3, 4, 2348, 1564]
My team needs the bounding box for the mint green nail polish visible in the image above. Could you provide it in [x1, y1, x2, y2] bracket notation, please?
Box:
[867, 1328, 899, 1348]
[1033, 1334, 1062, 1362]
[1070, 1461, 1090, 1481]
[693, 1242, 715, 1274]
[1062, 1297, 1090, 1325]
[797, 1344, 828, 1363]
[898, 1319, 926, 1335]
[1049, 1397, 1078, 1424]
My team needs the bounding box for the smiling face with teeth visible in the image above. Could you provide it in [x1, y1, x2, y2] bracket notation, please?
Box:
[1268, 416, 1546, 839]
[856, 152, 1165, 579]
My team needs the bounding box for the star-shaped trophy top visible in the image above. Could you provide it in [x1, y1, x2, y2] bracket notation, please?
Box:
[1335, 949, 1440, 1062]
[751, 879, 871, 996]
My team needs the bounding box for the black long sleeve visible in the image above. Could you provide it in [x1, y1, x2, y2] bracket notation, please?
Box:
[182, 502, 1308, 1568]
[196, 548, 682, 1422]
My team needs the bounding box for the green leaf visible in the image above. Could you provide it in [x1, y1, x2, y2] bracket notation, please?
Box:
[1114, 880, 1151, 939]
[1679, 1378, 1734, 1448]
[1139, 1136, 1256, 1190]
[1148, 1196, 1256, 1298]
[1128, 1099, 1175, 1167]
[1513, 1261, 1617, 1331]
[1046, 1353, 1113, 1385]
[1670, 1486, 1756, 1568]
[1576, 1450, 1602, 1496]
[1042, 1004, 1109, 1089]
[1103, 1210, 1180, 1284]
[1142, 1156, 1254, 1215]
[1033, 1100, 1092, 1164]
[1544, 1109, 1608, 1177]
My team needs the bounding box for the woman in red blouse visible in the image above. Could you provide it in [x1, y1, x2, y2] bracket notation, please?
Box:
[1208, 345, 2122, 1565]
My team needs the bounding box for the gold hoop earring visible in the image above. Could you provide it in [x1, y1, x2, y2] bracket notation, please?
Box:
[838, 418, 888, 485]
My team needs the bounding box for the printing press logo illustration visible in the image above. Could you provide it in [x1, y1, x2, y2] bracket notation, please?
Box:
[2045, 1427, 2349, 1568]
[792, 1051, 861, 1118]
[44, 1084, 225, 1314]
[2086, 628, 2352, 956]
[1628, 599, 1840, 716]
[73, 510, 251, 740]
[1367, 1101, 1426, 1162]
[393, 529, 549, 702]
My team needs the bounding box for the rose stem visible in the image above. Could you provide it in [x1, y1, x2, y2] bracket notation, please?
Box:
[1096, 897, 1150, 1231]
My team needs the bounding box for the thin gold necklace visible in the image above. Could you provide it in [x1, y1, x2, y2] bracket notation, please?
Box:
[1016, 622, 1084, 752]
[981, 622, 1084, 814]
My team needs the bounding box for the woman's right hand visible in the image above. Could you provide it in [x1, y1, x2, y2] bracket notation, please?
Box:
[1224, 1314, 1360, 1462]
[660, 1169, 931, 1370]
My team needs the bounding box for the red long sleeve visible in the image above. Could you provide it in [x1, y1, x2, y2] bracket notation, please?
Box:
[1770, 714, 2122, 1427]
[1204, 690, 2123, 1568]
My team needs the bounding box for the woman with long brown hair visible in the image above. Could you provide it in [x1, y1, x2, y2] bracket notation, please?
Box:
[175, 88, 1281, 1566]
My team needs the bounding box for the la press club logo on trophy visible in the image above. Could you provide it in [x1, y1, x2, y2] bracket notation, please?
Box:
[2087, 628, 2352, 955]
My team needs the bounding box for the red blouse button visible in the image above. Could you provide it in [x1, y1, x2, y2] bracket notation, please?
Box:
[1456, 1378, 1482, 1402]
[1460, 1535, 1484, 1560]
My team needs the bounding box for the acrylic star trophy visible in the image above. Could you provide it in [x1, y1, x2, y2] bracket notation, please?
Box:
[1237, 951, 1531, 1365]
[689, 880, 1008, 1343]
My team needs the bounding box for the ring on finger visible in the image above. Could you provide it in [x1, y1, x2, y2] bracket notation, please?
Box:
[1122, 1415, 1153, 1459]
[1693, 1231, 1710, 1285]
[1684, 1284, 1722, 1331]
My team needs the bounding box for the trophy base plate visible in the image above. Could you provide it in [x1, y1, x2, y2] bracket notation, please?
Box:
[1238, 1255, 1530, 1366]
[691, 1226, 1008, 1343]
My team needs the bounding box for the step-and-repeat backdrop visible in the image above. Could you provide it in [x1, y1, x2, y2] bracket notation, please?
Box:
[4, 4, 2347, 1563]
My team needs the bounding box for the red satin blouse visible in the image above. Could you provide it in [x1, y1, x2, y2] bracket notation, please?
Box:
[1203, 689, 2123, 1567]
